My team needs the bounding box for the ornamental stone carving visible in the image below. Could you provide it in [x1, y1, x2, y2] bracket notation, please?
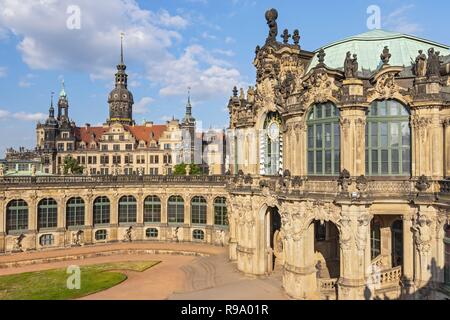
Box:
[411, 116, 432, 143]
[412, 213, 433, 254]
[368, 72, 401, 100]
[300, 71, 339, 107]
[356, 213, 372, 252]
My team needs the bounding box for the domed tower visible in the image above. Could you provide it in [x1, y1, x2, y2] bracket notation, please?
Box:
[42, 92, 59, 151]
[57, 80, 69, 124]
[107, 34, 134, 125]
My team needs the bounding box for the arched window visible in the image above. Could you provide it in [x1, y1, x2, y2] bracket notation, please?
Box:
[144, 196, 161, 223]
[214, 197, 228, 226]
[93, 196, 110, 225]
[191, 196, 207, 225]
[366, 100, 411, 176]
[445, 224, 450, 285]
[66, 197, 85, 228]
[260, 112, 282, 176]
[168, 196, 184, 224]
[371, 219, 381, 260]
[307, 102, 340, 175]
[6, 200, 28, 233]
[38, 198, 57, 230]
[118, 196, 137, 224]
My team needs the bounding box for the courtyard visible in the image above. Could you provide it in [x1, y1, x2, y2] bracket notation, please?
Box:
[0, 243, 288, 300]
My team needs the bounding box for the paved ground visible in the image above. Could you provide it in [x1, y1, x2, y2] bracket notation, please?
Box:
[0, 243, 288, 300]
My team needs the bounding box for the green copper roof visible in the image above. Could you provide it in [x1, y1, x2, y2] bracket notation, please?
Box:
[308, 29, 450, 72]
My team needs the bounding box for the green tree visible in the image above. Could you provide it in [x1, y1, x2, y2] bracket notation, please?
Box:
[63, 156, 84, 175]
[173, 163, 202, 176]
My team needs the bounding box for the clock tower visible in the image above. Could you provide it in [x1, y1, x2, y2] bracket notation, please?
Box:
[107, 34, 134, 126]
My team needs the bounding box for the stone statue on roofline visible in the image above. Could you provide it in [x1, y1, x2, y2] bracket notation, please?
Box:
[344, 51, 358, 78]
[413, 50, 427, 77]
[265, 8, 278, 44]
[426, 48, 442, 78]
[380, 46, 391, 65]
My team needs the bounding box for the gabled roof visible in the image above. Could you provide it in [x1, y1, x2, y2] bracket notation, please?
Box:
[308, 29, 450, 72]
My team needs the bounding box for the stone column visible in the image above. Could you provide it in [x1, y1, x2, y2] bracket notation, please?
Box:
[57, 195, 66, 247]
[337, 204, 372, 300]
[431, 110, 444, 179]
[206, 196, 214, 244]
[402, 212, 415, 297]
[28, 195, 38, 250]
[412, 206, 436, 297]
[183, 195, 191, 241]
[228, 201, 238, 261]
[83, 194, 93, 245]
[135, 192, 144, 241]
[340, 80, 367, 177]
[109, 193, 119, 242]
[444, 119, 450, 178]
[0, 195, 5, 253]
[160, 194, 168, 241]
[283, 224, 317, 299]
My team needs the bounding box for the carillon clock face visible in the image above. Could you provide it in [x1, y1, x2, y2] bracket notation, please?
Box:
[268, 121, 280, 140]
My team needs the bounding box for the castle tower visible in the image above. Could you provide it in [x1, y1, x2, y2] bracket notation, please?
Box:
[107, 33, 134, 125]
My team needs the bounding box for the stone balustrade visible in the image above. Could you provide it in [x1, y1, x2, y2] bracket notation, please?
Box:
[318, 278, 338, 292]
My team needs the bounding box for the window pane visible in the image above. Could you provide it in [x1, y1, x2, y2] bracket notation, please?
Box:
[371, 123, 378, 147]
[308, 126, 314, 148]
[316, 124, 323, 148]
[381, 150, 389, 174]
[325, 151, 332, 174]
[390, 123, 399, 148]
[325, 124, 332, 148]
[308, 151, 314, 174]
[316, 151, 323, 174]
[380, 123, 388, 148]
[392, 149, 399, 174]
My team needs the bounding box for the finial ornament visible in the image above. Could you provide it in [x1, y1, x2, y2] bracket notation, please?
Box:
[232, 86, 238, 97]
[380, 46, 391, 65]
[317, 48, 326, 65]
[265, 8, 278, 43]
[292, 29, 300, 46]
[413, 50, 427, 77]
[281, 29, 291, 44]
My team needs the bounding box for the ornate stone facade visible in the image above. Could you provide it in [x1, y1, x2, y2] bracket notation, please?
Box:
[227, 9, 450, 300]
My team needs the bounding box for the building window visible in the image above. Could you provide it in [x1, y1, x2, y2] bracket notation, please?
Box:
[366, 100, 411, 176]
[144, 196, 161, 223]
[307, 103, 340, 176]
[58, 143, 64, 151]
[95, 229, 107, 241]
[100, 168, 109, 175]
[67, 143, 73, 151]
[126, 144, 133, 151]
[38, 198, 58, 230]
[66, 197, 85, 228]
[100, 155, 109, 165]
[444, 225, 450, 285]
[101, 145, 109, 151]
[191, 196, 207, 225]
[214, 197, 228, 226]
[154, 156, 159, 164]
[314, 221, 326, 242]
[39, 234, 54, 246]
[113, 155, 121, 164]
[118, 195, 137, 224]
[164, 144, 171, 150]
[93, 196, 110, 225]
[371, 219, 381, 260]
[261, 112, 282, 176]
[6, 200, 28, 233]
[113, 144, 120, 151]
[193, 229, 205, 241]
[146, 228, 159, 238]
[168, 196, 184, 224]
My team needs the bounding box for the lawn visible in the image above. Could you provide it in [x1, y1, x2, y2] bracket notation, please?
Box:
[0, 260, 160, 300]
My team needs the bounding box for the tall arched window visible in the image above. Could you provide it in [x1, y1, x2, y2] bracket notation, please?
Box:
[168, 196, 184, 224]
[307, 102, 340, 175]
[38, 198, 58, 230]
[445, 224, 450, 285]
[93, 196, 110, 225]
[370, 219, 381, 260]
[118, 196, 137, 224]
[260, 112, 282, 176]
[214, 197, 228, 226]
[66, 197, 85, 228]
[6, 200, 28, 233]
[191, 196, 207, 225]
[366, 100, 411, 176]
[144, 196, 161, 223]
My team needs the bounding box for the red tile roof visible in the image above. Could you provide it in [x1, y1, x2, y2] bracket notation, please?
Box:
[74, 125, 167, 146]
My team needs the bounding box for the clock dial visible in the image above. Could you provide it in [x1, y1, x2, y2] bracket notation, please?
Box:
[268, 122, 280, 140]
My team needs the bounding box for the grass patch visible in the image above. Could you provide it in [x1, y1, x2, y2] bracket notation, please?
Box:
[0, 260, 160, 300]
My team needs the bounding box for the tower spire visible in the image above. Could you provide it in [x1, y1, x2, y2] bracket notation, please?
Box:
[186, 86, 192, 117]
[49, 91, 55, 118]
[60, 79, 66, 97]
[120, 32, 125, 65]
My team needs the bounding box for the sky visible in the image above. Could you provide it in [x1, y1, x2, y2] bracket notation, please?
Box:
[0, 0, 449, 156]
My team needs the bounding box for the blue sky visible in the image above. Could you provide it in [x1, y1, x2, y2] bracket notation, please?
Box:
[0, 0, 449, 156]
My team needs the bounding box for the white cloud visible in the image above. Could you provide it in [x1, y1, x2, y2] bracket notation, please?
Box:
[202, 32, 217, 40]
[134, 96, 154, 114]
[18, 73, 36, 88]
[0, 109, 46, 121]
[384, 5, 423, 34]
[225, 36, 235, 44]
[213, 49, 235, 57]
[0, 67, 7, 77]
[0, 0, 243, 103]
